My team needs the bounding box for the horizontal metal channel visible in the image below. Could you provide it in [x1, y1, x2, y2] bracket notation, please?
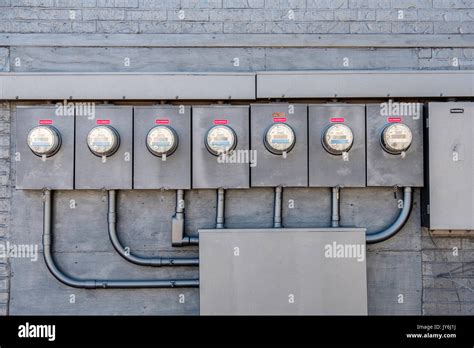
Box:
[0, 72, 256, 100]
[257, 70, 474, 98]
[1, 33, 473, 48]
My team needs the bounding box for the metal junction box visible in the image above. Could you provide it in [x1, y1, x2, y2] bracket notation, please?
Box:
[75, 106, 133, 189]
[134, 106, 191, 189]
[366, 103, 424, 187]
[422, 102, 474, 230]
[199, 228, 368, 315]
[192, 105, 250, 189]
[309, 104, 366, 187]
[15, 106, 74, 190]
[250, 104, 308, 187]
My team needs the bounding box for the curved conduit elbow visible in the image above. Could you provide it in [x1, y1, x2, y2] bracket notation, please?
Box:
[365, 187, 413, 244]
[107, 190, 199, 267]
[43, 190, 199, 289]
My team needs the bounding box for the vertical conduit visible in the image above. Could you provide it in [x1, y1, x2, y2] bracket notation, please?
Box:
[216, 188, 225, 229]
[273, 186, 283, 228]
[331, 186, 340, 228]
[172, 190, 199, 246]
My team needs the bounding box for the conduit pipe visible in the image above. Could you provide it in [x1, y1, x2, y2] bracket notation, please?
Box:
[273, 186, 283, 228]
[42, 190, 199, 289]
[216, 188, 225, 229]
[171, 189, 199, 246]
[365, 187, 413, 244]
[108, 190, 199, 266]
[331, 187, 340, 228]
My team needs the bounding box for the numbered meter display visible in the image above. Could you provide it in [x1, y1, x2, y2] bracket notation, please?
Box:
[322, 124, 354, 155]
[87, 125, 120, 157]
[264, 123, 296, 155]
[205, 125, 237, 156]
[381, 123, 413, 155]
[146, 126, 178, 157]
[27, 126, 61, 157]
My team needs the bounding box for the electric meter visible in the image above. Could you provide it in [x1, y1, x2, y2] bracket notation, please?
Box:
[205, 125, 237, 156]
[146, 126, 178, 157]
[322, 124, 354, 155]
[264, 123, 296, 155]
[27, 126, 61, 157]
[87, 125, 120, 157]
[381, 123, 413, 155]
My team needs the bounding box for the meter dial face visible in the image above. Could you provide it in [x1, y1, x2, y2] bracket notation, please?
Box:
[381, 123, 413, 155]
[146, 126, 178, 157]
[87, 125, 120, 157]
[264, 123, 296, 155]
[205, 125, 237, 156]
[322, 124, 354, 155]
[27, 126, 61, 157]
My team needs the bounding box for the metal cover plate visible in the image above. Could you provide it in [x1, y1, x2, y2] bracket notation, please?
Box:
[15, 106, 74, 190]
[199, 228, 368, 315]
[309, 104, 366, 187]
[134, 106, 191, 189]
[75, 106, 133, 189]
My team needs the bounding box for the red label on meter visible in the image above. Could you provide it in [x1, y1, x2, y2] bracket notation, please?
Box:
[388, 117, 402, 123]
[39, 119, 53, 125]
[156, 119, 170, 124]
[97, 119, 110, 125]
[213, 120, 228, 125]
[330, 117, 345, 123]
[273, 117, 287, 123]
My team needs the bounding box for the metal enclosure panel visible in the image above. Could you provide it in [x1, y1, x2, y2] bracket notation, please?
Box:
[0, 73, 256, 100]
[426, 102, 474, 229]
[133, 106, 191, 189]
[256, 71, 474, 98]
[75, 106, 133, 189]
[192, 105, 250, 189]
[250, 104, 308, 187]
[199, 228, 368, 315]
[15, 106, 74, 190]
[366, 103, 424, 187]
[309, 104, 366, 187]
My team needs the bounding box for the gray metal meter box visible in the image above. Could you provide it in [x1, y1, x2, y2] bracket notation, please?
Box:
[75, 106, 133, 189]
[199, 228, 368, 315]
[192, 105, 250, 189]
[250, 104, 308, 187]
[422, 102, 474, 229]
[309, 104, 366, 187]
[15, 106, 74, 190]
[134, 106, 191, 189]
[366, 103, 424, 187]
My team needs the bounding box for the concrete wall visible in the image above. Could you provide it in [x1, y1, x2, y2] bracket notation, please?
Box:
[0, 0, 473, 315]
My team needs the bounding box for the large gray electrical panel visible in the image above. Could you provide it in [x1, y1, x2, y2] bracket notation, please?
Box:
[250, 104, 308, 187]
[75, 106, 133, 189]
[15, 106, 74, 190]
[192, 105, 250, 189]
[366, 103, 424, 187]
[199, 228, 368, 315]
[422, 102, 474, 229]
[309, 104, 366, 187]
[134, 106, 191, 189]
